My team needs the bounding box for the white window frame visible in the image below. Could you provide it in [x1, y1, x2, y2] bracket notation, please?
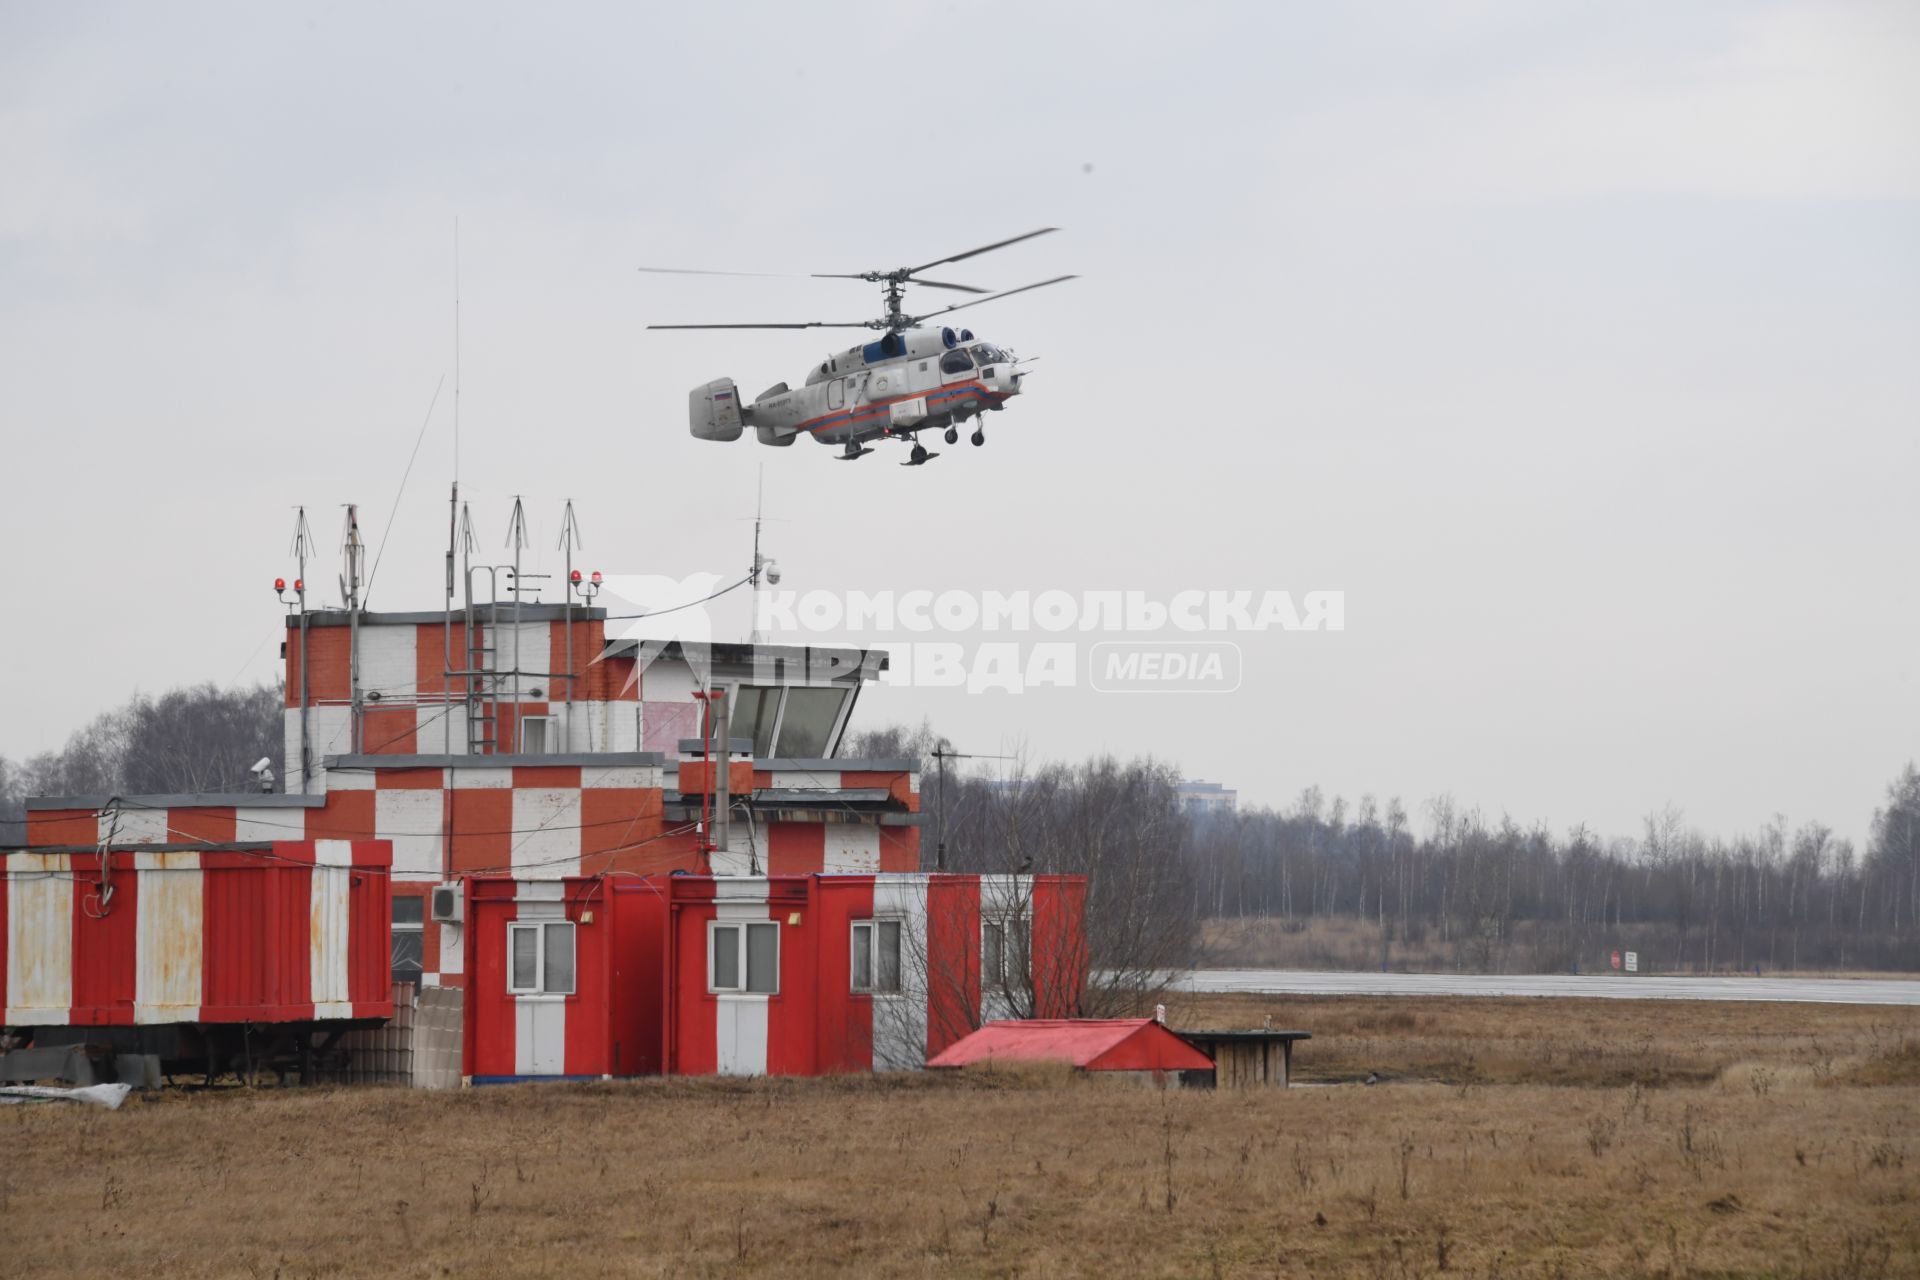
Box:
[518, 714, 554, 754]
[982, 914, 1031, 989]
[506, 920, 577, 996]
[719, 683, 859, 759]
[392, 895, 425, 986]
[851, 918, 904, 995]
[708, 920, 780, 995]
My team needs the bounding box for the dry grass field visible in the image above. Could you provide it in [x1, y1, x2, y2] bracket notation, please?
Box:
[1197, 915, 1920, 977]
[3, 995, 1917, 1279]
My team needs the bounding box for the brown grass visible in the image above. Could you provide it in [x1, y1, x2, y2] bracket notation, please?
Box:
[2, 996, 1916, 1278]
[1199, 915, 1920, 977]
[1168, 992, 1920, 1089]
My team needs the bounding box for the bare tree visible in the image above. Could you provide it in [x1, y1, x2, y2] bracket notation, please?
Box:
[1, 682, 283, 844]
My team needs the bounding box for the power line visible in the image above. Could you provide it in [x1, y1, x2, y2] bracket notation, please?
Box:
[364, 373, 447, 607]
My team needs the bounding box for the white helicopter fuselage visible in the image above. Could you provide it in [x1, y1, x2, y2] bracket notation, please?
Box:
[690, 325, 1023, 452]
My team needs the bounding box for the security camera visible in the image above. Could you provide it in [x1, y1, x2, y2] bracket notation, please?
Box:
[765, 560, 782, 586]
[250, 757, 272, 774]
[250, 757, 275, 794]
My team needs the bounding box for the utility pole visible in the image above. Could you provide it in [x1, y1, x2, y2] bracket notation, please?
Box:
[340, 504, 364, 752]
[289, 507, 314, 792]
[928, 742, 1011, 872]
[748, 467, 780, 645]
[558, 499, 583, 750]
[713, 690, 732, 869]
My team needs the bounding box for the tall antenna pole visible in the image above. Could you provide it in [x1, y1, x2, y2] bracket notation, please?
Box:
[444, 481, 457, 759]
[341, 504, 365, 753]
[558, 499, 582, 750]
[459, 501, 477, 755]
[290, 507, 314, 792]
[505, 495, 529, 746]
[750, 469, 763, 643]
[454, 215, 461, 487]
[446, 216, 462, 769]
[749, 466, 778, 645]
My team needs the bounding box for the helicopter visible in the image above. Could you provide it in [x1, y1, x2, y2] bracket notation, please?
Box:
[641, 229, 1074, 465]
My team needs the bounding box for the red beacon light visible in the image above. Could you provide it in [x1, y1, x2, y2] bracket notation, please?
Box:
[590, 571, 602, 585]
[274, 577, 286, 592]
[293, 578, 304, 592]
[570, 569, 582, 584]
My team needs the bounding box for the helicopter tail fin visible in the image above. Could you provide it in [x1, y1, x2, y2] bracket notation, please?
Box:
[689, 378, 745, 442]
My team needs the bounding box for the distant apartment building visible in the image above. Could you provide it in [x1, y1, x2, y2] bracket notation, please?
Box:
[1178, 779, 1237, 816]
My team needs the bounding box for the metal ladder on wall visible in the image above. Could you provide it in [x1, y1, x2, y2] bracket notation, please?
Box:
[464, 570, 510, 755]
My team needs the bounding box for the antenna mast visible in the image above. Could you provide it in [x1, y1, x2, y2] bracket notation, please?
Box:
[454, 215, 461, 485]
[558, 498, 583, 747]
[505, 496, 529, 734]
[341, 504, 365, 752]
[290, 507, 315, 792]
[749, 467, 779, 645]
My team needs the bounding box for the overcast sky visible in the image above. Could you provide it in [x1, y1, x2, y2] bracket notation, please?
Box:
[2, 2, 1915, 844]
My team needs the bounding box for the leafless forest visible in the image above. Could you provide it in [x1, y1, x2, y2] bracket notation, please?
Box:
[0, 683, 282, 845]
[4, 690, 1916, 977]
[851, 722, 1920, 975]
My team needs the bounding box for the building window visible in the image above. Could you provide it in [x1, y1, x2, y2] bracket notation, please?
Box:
[983, 916, 1030, 989]
[710, 921, 779, 994]
[519, 715, 553, 754]
[775, 687, 845, 758]
[722, 685, 854, 758]
[729, 686, 780, 758]
[392, 895, 425, 987]
[851, 919, 903, 994]
[507, 921, 576, 995]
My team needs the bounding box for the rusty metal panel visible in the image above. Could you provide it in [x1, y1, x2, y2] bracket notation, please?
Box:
[310, 842, 354, 1018]
[134, 852, 203, 1024]
[6, 843, 392, 1029]
[6, 854, 73, 1024]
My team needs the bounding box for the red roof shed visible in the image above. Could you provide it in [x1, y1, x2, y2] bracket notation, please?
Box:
[927, 1018, 1213, 1073]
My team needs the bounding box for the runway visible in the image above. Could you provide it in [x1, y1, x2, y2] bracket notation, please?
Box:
[1172, 969, 1920, 1006]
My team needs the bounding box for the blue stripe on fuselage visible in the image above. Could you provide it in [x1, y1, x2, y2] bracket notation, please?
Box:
[802, 382, 1005, 437]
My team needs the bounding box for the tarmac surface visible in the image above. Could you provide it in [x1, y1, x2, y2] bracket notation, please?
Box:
[1173, 969, 1920, 1006]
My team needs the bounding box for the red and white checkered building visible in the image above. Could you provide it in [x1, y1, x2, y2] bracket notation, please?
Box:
[25, 603, 921, 995]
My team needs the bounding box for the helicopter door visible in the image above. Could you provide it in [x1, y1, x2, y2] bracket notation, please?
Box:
[938, 347, 975, 385]
[827, 378, 846, 411]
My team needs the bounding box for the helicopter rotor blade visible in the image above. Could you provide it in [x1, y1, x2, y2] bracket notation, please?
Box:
[908, 278, 991, 294]
[910, 275, 1078, 325]
[637, 266, 810, 279]
[646, 320, 875, 331]
[910, 227, 1057, 275]
[809, 272, 986, 293]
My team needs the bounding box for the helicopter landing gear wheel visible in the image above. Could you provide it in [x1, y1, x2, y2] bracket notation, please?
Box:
[970, 427, 985, 447]
[943, 426, 958, 445]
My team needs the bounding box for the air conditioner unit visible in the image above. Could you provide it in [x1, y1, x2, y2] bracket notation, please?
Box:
[430, 883, 463, 924]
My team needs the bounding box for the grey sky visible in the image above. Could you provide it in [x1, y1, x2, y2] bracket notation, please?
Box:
[2, 2, 1914, 845]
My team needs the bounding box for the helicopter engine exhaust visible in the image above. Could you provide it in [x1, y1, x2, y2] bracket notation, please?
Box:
[689, 377, 744, 442]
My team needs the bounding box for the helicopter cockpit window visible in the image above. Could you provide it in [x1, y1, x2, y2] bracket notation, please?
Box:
[969, 343, 1007, 366]
[939, 349, 974, 375]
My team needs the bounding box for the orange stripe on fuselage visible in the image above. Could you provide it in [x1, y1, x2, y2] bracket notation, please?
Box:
[796, 380, 1006, 437]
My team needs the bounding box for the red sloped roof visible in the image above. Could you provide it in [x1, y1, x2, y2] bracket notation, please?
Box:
[927, 1019, 1214, 1072]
